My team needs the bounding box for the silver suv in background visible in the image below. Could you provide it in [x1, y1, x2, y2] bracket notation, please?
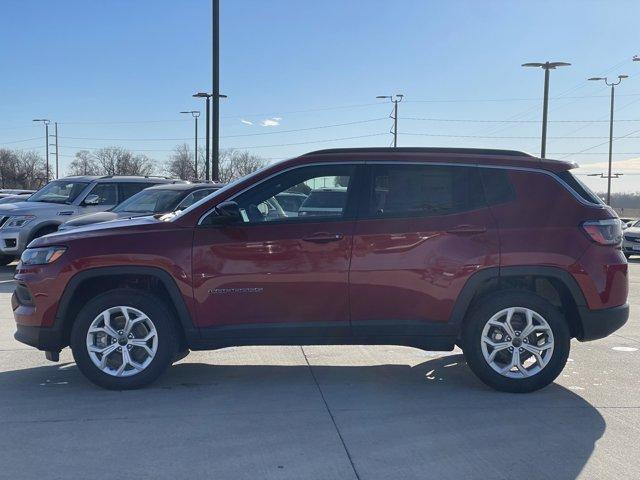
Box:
[0, 175, 182, 265]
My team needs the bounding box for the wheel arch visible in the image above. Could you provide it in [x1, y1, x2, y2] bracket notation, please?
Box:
[451, 266, 587, 338]
[56, 266, 198, 348]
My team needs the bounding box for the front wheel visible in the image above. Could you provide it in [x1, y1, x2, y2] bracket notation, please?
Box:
[462, 291, 570, 393]
[70, 289, 178, 390]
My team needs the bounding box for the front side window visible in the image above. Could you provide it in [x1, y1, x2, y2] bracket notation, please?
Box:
[29, 181, 89, 204]
[226, 164, 356, 224]
[176, 188, 218, 210]
[366, 164, 484, 218]
[84, 183, 117, 206]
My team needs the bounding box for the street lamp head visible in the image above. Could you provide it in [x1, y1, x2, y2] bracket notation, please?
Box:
[588, 77, 605, 81]
[32, 118, 50, 123]
[619, 75, 629, 79]
[522, 62, 545, 68]
[523, 61, 570, 70]
[219, 94, 228, 99]
[633, 55, 640, 62]
[193, 92, 211, 98]
[547, 62, 571, 69]
[376, 95, 391, 99]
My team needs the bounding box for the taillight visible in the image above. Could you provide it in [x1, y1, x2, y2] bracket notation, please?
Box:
[581, 219, 622, 246]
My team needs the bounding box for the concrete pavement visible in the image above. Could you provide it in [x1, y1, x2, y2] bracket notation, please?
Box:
[0, 263, 639, 480]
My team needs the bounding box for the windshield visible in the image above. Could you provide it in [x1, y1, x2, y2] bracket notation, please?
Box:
[29, 181, 89, 204]
[114, 189, 185, 214]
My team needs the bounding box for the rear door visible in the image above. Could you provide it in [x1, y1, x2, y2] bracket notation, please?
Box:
[349, 162, 499, 336]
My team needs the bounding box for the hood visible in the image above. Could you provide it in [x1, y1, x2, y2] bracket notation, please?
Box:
[0, 200, 75, 217]
[32, 215, 165, 247]
[624, 227, 640, 236]
[60, 211, 125, 230]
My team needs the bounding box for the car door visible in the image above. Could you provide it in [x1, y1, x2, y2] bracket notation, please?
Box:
[349, 162, 499, 336]
[192, 163, 361, 338]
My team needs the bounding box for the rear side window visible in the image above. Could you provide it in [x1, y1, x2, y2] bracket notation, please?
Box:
[366, 164, 484, 218]
[119, 183, 154, 202]
[480, 168, 516, 205]
[555, 171, 604, 205]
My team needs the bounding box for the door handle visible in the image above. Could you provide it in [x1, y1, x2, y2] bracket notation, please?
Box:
[302, 232, 345, 243]
[446, 225, 487, 235]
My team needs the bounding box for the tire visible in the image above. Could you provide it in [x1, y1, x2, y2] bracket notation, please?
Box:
[462, 290, 570, 393]
[70, 288, 179, 390]
[0, 254, 14, 266]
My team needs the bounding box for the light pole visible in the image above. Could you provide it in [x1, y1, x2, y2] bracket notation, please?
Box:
[180, 110, 201, 179]
[193, 92, 227, 180]
[32, 119, 50, 183]
[588, 74, 628, 205]
[522, 61, 571, 158]
[376, 94, 404, 147]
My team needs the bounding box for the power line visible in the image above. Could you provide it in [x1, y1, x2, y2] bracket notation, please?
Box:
[0, 136, 42, 146]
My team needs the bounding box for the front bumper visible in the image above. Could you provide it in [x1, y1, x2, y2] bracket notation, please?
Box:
[0, 228, 27, 256]
[577, 303, 629, 341]
[14, 323, 65, 352]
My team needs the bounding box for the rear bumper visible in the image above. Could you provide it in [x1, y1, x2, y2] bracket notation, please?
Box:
[577, 303, 629, 342]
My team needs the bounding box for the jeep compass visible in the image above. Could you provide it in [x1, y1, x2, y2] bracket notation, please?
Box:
[11, 148, 629, 392]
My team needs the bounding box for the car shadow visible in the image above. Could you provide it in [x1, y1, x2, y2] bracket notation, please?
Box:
[0, 352, 605, 480]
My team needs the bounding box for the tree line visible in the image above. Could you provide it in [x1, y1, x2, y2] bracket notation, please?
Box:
[0, 145, 267, 189]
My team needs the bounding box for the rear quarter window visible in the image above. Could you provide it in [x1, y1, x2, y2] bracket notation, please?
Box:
[555, 171, 604, 205]
[480, 168, 516, 205]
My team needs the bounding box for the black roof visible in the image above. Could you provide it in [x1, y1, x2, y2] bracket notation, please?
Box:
[304, 147, 533, 157]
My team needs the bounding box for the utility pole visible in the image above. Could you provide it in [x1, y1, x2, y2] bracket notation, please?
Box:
[193, 92, 227, 181]
[522, 61, 571, 158]
[588, 74, 628, 205]
[53, 122, 59, 179]
[376, 94, 404, 147]
[212, 0, 220, 181]
[180, 110, 201, 179]
[32, 119, 51, 183]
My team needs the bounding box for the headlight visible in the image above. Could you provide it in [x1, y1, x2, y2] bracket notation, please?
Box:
[2, 215, 36, 229]
[20, 246, 67, 265]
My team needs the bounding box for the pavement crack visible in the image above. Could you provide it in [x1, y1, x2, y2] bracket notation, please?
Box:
[299, 346, 361, 480]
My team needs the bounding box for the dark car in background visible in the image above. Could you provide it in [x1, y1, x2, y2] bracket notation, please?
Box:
[59, 182, 223, 231]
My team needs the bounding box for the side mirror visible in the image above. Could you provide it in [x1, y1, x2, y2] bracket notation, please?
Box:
[210, 201, 242, 225]
[83, 194, 100, 206]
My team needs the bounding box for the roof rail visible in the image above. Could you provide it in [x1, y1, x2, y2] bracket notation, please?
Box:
[304, 147, 533, 157]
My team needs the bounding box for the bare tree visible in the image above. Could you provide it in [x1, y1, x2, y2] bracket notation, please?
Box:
[165, 143, 196, 180]
[94, 146, 154, 176]
[68, 150, 100, 176]
[217, 149, 267, 183]
[0, 149, 47, 189]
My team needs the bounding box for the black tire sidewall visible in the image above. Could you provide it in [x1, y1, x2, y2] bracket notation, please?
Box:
[70, 289, 177, 390]
[462, 290, 570, 393]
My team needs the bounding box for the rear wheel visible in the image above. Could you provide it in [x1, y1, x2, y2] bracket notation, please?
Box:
[70, 289, 178, 390]
[462, 291, 570, 393]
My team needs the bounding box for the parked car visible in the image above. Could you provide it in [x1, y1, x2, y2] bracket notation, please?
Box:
[59, 183, 223, 231]
[0, 189, 35, 198]
[0, 175, 183, 265]
[622, 219, 640, 258]
[274, 192, 308, 217]
[0, 193, 32, 205]
[12, 147, 628, 392]
[298, 187, 347, 217]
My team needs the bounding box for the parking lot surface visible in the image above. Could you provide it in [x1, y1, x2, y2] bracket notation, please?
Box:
[1, 263, 639, 480]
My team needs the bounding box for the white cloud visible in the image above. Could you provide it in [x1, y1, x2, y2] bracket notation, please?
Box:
[240, 119, 253, 125]
[576, 157, 640, 173]
[260, 118, 281, 127]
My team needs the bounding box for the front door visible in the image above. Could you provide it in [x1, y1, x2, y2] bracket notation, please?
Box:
[349, 162, 499, 336]
[193, 163, 360, 339]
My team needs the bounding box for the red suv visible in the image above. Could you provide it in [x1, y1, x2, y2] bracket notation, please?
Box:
[12, 148, 629, 392]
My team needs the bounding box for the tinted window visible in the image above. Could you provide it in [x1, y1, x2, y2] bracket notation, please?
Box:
[177, 188, 218, 210]
[556, 171, 604, 205]
[85, 183, 117, 205]
[119, 183, 154, 202]
[366, 164, 484, 218]
[221, 164, 356, 224]
[480, 168, 516, 205]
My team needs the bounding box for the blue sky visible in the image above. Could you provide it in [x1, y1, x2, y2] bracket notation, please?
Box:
[1, 0, 640, 191]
